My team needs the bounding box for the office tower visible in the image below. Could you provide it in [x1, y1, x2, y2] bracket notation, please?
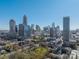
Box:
[26, 25, 31, 38]
[9, 19, 16, 33]
[23, 25, 31, 38]
[63, 16, 70, 46]
[50, 27, 54, 38]
[23, 15, 28, 38]
[52, 22, 56, 37]
[43, 27, 47, 31]
[15, 25, 18, 33]
[55, 26, 61, 38]
[23, 15, 27, 26]
[43, 26, 50, 32]
[50, 23, 56, 38]
[36, 25, 41, 31]
[52, 22, 55, 28]
[9, 19, 16, 39]
[43, 26, 50, 37]
[31, 24, 35, 34]
[19, 24, 24, 36]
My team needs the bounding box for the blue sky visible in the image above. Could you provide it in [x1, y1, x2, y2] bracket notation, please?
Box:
[0, 0, 79, 30]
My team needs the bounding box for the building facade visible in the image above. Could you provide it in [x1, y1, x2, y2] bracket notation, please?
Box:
[9, 19, 16, 33]
[23, 15, 27, 26]
[19, 24, 24, 36]
[63, 16, 70, 46]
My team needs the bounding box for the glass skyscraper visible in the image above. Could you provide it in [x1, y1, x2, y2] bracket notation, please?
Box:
[63, 16, 70, 46]
[9, 19, 16, 33]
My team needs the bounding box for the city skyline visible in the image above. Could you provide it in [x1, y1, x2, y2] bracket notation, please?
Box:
[0, 0, 79, 30]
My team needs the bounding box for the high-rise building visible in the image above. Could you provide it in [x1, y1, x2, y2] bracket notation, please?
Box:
[31, 24, 35, 34]
[50, 27, 56, 38]
[15, 25, 18, 33]
[63, 16, 70, 46]
[50, 27, 54, 37]
[23, 15, 28, 38]
[55, 26, 61, 38]
[23, 15, 27, 26]
[50, 23, 56, 38]
[9, 19, 16, 39]
[26, 25, 31, 38]
[43, 26, 50, 37]
[36, 25, 41, 32]
[52, 22, 55, 28]
[19, 24, 24, 36]
[9, 19, 16, 33]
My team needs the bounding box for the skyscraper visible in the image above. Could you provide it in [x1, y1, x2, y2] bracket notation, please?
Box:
[26, 25, 31, 38]
[63, 16, 70, 46]
[9, 19, 16, 33]
[55, 26, 61, 38]
[36, 25, 41, 32]
[15, 25, 18, 33]
[31, 24, 35, 34]
[23, 15, 28, 38]
[23, 15, 27, 26]
[52, 22, 55, 28]
[19, 24, 24, 36]
[50, 27, 54, 37]
[50, 23, 56, 38]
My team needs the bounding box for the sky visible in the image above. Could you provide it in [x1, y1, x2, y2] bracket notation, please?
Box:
[0, 0, 79, 30]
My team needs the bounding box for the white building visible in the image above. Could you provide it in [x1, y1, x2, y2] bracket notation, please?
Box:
[69, 50, 79, 59]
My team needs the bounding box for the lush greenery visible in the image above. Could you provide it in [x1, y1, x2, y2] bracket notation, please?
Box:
[0, 47, 48, 59]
